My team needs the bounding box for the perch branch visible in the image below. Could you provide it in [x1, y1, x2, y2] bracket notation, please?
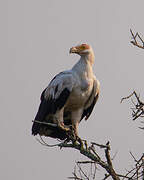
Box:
[35, 134, 144, 179]
[32, 120, 58, 127]
[36, 136, 120, 180]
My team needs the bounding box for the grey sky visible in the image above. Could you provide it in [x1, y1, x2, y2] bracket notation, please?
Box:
[1, 0, 144, 179]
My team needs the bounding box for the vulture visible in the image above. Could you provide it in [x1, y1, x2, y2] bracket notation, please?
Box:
[32, 44, 100, 140]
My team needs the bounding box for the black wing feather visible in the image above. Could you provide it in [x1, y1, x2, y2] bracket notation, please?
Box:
[81, 93, 99, 121]
[32, 88, 70, 137]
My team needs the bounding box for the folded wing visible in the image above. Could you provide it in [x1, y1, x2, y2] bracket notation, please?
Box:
[81, 78, 100, 121]
[32, 71, 75, 139]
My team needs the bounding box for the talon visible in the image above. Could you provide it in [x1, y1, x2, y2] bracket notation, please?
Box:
[58, 122, 70, 132]
[76, 136, 84, 151]
[83, 139, 88, 150]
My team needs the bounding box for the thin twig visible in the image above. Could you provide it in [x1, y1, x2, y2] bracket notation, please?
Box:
[120, 91, 135, 103]
[36, 135, 64, 147]
[130, 151, 138, 163]
[77, 162, 89, 180]
[91, 142, 110, 149]
[130, 29, 144, 49]
[77, 161, 95, 164]
[121, 91, 144, 123]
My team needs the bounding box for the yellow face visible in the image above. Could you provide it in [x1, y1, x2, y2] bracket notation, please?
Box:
[69, 44, 90, 55]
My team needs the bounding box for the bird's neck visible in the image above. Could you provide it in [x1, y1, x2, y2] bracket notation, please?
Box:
[72, 53, 95, 77]
[81, 52, 95, 66]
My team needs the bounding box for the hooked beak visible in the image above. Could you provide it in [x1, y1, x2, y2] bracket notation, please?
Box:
[69, 47, 78, 54]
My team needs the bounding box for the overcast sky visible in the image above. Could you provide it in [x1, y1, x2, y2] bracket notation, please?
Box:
[1, 0, 144, 179]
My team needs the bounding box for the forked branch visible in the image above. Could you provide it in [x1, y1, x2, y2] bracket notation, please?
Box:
[35, 133, 144, 179]
[36, 136, 121, 180]
[121, 91, 144, 121]
[130, 29, 144, 49]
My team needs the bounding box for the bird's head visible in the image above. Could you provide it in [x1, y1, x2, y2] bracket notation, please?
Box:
[69, 44, 92, 56]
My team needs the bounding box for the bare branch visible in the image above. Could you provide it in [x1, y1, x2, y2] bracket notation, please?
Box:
[77, 161, 95, 164]
[122, 153, 144, 180]
[91, 142, 110, 149]
[35, 135, 120, 180]
[76, 162, 89, 179]
[34, 119, 144, 180]
[121, 91, 144, 122]
[130, 151, 138, 163]
[102, 174, 110, 180]
[69, 161, 97, 180]
[105, 142, 112, 167]
[36, 135, 64, 147]
[111, 151, 118, 161]
[120, 91, 135, 103]
[130, 29, 144, 49]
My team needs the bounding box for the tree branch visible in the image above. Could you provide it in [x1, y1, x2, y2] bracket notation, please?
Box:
[36, 136, 120, 180]
[130, 29, 144, 49]
[121, 91, 144, 121]
[35, 132, 144, 179]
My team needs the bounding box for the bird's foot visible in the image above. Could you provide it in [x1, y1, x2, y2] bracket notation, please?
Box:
[76, 136, 84, 152]
[58, 122, 70, 132]
[69, 133, 84, 151]
[64, 126, 84, 151]
[83, 139, 88, 150]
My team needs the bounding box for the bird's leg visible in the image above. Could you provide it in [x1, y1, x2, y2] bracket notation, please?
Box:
[70, 110, 84, 150]
[54, 109, 70, 132]
[72, 123, 84, 151]
[71, 122, 78, 139]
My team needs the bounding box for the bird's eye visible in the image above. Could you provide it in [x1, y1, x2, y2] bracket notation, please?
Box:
[80, 44, 86, 50]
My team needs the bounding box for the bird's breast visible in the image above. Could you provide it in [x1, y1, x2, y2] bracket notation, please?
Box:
[81, 79, 91, 91]
[65, 79, 93, 110]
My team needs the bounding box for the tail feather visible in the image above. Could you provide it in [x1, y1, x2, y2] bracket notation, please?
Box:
[32, 120, 69, 140]
[32, 121, 40, 136]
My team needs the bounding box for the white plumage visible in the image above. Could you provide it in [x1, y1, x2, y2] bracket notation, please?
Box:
[32, 44, 100, 140]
